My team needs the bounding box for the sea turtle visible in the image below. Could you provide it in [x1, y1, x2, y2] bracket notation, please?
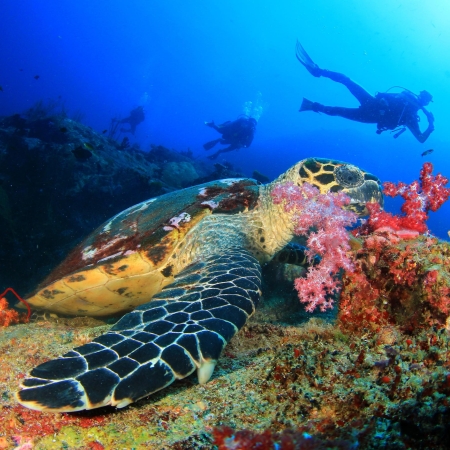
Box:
[16, 157, 383, 412]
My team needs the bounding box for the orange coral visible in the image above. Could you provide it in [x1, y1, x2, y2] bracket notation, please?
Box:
[0, 297, 22, 327]
[0, 287, 31, 327]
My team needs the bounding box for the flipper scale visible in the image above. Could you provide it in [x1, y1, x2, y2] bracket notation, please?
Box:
[17, 249, 261, 412]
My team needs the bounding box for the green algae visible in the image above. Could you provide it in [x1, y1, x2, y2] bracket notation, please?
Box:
[34, 424, 157, 449]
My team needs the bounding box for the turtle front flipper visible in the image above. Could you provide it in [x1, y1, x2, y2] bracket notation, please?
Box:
[272, 242, 321, 267]
[16, 249, 262, 412]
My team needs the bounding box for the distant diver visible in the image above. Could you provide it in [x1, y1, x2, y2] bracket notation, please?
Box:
[203, 116, 257, 160]
[296, 41, 435, 143]
[118, 106, 145, 135]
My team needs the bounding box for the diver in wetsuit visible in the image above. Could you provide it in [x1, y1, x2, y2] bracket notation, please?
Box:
[119, 106, 145, 135]
[203, 116, 257, 160]
[296, 41, 435, 143]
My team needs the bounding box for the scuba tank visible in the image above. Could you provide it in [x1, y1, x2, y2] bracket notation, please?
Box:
[375, 86, 417, 138]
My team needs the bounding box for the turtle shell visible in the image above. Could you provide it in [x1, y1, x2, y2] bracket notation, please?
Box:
[26, 178, 260, 316]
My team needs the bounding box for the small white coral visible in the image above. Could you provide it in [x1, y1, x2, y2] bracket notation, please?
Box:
[165, 212, 191, 231]
[201, 200, 219, 210]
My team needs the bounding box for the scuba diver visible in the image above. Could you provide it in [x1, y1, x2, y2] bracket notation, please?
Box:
[296, 41, 435, 143]
[203, 116, 257, 160]
[118, 106, 145, 135]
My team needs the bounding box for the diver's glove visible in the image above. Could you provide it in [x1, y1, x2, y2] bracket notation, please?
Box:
[423, 110, 434, 122]
[426, 112, 435, 131]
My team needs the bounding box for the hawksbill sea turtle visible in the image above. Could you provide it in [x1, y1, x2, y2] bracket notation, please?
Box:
[16, 157, 383, 412]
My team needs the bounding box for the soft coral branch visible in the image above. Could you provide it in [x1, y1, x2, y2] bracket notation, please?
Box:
[0, 288, 31, 327]
[366, 162, 450, 236]
[272, 182, 357, 312]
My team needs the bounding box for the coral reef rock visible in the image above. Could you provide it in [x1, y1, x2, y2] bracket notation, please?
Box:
[0, 113, 211, 296]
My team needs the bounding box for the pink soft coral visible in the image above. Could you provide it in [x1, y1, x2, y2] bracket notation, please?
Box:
[272, 182, 357, 312]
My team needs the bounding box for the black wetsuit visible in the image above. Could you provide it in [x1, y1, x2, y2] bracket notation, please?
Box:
[119, 106, 145, 135]
[204, 117, 257, 160]
[310, 70, 434, 143]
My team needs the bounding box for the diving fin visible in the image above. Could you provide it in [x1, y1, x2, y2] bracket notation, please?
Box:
[299, 98, 321, 112]
[203, 139, 221, 150]
[296, 41, 322, 77]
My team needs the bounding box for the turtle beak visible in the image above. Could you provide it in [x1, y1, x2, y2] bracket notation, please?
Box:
[344, 180, 384, 216]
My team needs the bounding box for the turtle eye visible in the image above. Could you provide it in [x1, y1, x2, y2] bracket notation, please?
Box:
[334, 164, 364, 188]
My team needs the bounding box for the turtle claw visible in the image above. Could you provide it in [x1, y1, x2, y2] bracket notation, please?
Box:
[197, 360, 217, 384]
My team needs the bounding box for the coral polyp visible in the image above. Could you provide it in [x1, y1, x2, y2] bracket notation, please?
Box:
[339, 234, 450, 333]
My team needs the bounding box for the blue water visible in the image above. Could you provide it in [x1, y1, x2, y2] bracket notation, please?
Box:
[1, 0, 449, 239]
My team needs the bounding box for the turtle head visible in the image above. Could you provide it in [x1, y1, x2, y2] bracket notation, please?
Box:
[279, 157, 383, 215]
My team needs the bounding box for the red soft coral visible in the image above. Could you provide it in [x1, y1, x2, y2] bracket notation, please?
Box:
[0, 288, 31, 327]
[339, 235, 450, 333]
[0, 297, 22, 327]
[272, 182, 357, 312]
[366, 163, 450, 236]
